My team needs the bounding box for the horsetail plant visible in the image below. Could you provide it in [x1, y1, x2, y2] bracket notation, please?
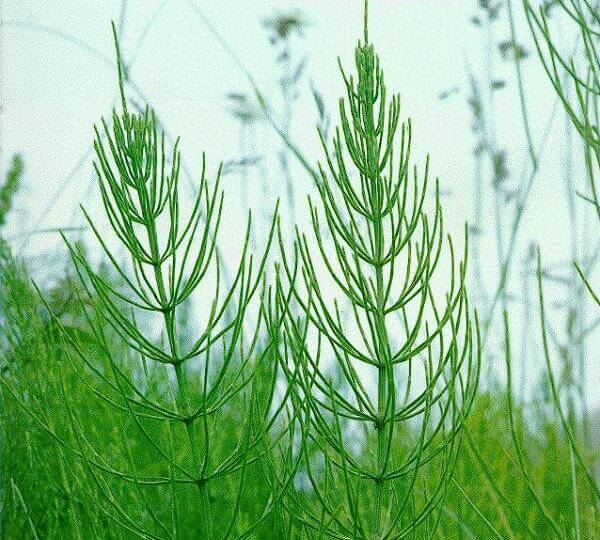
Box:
[526, 0, 600, 222]
[3, 24, 299, 539]
[525, 0, 600, 150]
[274, 4, 481, 537]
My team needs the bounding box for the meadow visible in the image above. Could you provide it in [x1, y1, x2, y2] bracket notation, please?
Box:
[1, 1, 600, 538]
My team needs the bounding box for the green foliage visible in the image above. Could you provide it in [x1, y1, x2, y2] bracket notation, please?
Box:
[3, 2, 600, 539]
[2, 21, 292, 540]
[0, 248, 283, 538]
[0, 154, 24, 229]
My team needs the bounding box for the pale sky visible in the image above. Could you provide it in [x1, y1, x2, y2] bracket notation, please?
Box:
[1, 2, 569, 253]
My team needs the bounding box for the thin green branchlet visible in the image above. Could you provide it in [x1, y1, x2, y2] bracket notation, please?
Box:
[525, 0, 600, 216]
[273, 4, 481, 537]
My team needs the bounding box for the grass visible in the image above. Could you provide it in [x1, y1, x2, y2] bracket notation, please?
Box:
[2, 1, 600, 538]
